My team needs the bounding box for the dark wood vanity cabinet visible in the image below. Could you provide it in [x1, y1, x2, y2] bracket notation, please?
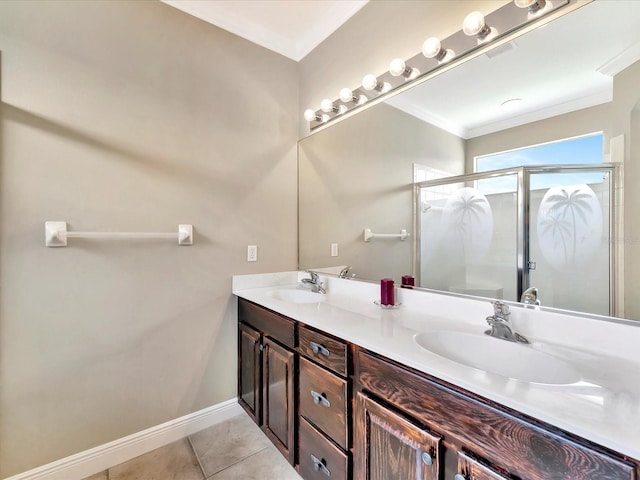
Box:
[237, 298, 639, 480]
[238, 299, 295, 464]
[355, 349, 638, 480]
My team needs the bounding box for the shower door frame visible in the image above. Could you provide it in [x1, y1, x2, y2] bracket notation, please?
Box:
[413, 163, 619, 315]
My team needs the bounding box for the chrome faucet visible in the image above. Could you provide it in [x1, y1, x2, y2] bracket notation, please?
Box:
[520, 287, 540, 306]
[300, 271, 326, 294]
[485, 301, 528, 344]
[339, 266, 355, 279]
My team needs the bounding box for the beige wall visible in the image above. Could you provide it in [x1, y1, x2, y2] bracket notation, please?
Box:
[612, 61, 640, 319]
[299, 103, 465, 282]
[465, 103, 612, 170]
[631, 102, 640, 318]
[0, 1, 298, 476]
[298, 0, 506, 138]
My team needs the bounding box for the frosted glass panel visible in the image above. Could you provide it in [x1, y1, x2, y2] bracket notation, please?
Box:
[416, 165, 614, 316]
[419, 174, 518, 300]
[529, 171, 611, 315]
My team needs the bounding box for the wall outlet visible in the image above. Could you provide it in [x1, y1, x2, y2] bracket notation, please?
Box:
[331, 243, 338, 257]
[247, 245, 257, 262]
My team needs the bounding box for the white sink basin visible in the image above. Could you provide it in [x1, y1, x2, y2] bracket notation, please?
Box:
[268, 288, 326, 304]
[414, 330, 580, 385]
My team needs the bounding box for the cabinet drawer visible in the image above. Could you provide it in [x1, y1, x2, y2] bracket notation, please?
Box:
[299, 417, 349, 480]
[238, 298, 294, 348]
[456, 451, 510, 480]
[300, 357, 348, 450]
[299, 324, 348, 376]
[357, 350, 636, 480]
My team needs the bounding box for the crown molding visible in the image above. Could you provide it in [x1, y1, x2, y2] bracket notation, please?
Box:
[597, 41, 640, 77]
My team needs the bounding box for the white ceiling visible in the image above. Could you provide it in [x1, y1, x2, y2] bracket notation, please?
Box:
[160, 0, 368, 61]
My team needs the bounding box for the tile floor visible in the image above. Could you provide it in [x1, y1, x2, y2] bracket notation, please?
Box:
[83, 412, 302, 480]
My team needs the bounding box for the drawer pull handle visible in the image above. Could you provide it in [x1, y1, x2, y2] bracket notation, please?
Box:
[310, 390, 331, 407]
[454, 474, 466, 480]
[421, 451, 433, 466]
[311, 454, 331, 477]
[310, 341, 330, 357]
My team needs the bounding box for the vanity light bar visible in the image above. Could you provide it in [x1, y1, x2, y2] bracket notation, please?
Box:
[303, 0, 572, 130]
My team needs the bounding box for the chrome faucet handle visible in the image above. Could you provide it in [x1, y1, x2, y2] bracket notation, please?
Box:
[486, 300, 528, 344]
[305, 270, 319, 283]
[521, 287, 540, 306]
[339, 266, 352, 278]
[492, 300, 510, 319]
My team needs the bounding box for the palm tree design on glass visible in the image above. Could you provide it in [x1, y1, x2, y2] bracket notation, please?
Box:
[537, 184, 602, 270]
[539, 209, 572, 264]
[443, 187, 493, 261]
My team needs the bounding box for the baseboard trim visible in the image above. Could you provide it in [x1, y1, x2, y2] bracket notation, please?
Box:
[5, 398, 243, 480]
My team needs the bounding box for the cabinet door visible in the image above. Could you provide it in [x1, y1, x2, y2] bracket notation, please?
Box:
[263, 337, 295, 464]
[354, 393, 441, 480]
[456, 451, 511, 480]
[238, 322, 261, 424]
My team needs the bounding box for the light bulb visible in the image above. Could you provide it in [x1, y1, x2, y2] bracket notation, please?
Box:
[389, 58, 407, 77]
[304, 109, 318, 122]
[515, 0, 550, 17]
[320, 98, 335, 113]
[463, 11, 486, 36]
[362, 74, 379, 91]
[422, 37, 442, 58]
[422, 37, 455, 63]
[340, 88, 355, 103]
[341, 88, 367, 105]
[389, 58, 420, 80]
[515, 0, 546, 11]
[463, 11, 496, 42]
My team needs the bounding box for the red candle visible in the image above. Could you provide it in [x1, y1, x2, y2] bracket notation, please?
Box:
[401, 275, 415, 289]
[381, 278, 395, 306]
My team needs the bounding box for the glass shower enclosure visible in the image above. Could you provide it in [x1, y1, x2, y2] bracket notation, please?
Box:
[414, 164, 618, 316]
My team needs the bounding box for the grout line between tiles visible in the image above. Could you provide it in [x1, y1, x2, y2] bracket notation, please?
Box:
[187, 436, 208, 480]
[203, 446, 271, 479]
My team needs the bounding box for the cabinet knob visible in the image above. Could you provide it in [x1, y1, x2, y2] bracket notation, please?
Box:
[310, 341, 330, 357]
[311, 454, 331, 477]
[454, 474, 466, 480]
[310, 390, 331, 407]
[421, 451, 433, 466]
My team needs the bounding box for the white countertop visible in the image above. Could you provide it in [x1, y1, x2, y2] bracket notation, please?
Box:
[233, 271, 640, 460]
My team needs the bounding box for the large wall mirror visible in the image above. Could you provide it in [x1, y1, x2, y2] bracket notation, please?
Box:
[298, 0, 640, 321]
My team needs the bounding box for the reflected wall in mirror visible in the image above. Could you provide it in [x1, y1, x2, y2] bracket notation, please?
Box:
[298, 0, 640, 320]
[299, 103, 464, 282]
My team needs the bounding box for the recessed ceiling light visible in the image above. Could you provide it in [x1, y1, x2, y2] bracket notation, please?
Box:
[501, 98, 523, 109]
